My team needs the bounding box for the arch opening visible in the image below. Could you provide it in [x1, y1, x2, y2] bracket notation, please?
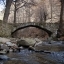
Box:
[11, 25, 52, 40]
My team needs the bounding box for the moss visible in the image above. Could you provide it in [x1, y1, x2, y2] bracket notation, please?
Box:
[0, 23, 13, 37]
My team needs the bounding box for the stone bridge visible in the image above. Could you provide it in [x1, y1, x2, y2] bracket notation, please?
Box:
[11, 22, 59, 37]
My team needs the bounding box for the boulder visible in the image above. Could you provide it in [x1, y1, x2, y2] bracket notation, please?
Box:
[17, 38, 42, 47]
[1, 44, 9, 49]
[0, 44, 9, 54]
[6, 42, 15, 47]
[0, 37, 10, 43]
[17, 40, 32, 47]
[0, 51, 6, 55]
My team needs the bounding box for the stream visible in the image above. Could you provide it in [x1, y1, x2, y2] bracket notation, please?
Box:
[0, 41, 64, 64]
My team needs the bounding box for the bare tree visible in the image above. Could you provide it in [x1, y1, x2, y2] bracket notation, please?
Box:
[59, 0, 64, 29]
[14, 0, 16, 24]
[49, 0, 53, 22]
[3, 0, 13, 23]
[35, 2, 47, 24]
[57, 0, 64, 37]
[24, 0, 36, 22]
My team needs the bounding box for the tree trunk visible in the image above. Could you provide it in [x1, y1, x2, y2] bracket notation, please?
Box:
[59, 0, 64, 29]
[3, 0, 13, 23]
[57, 0, 64, 37]
[14, 0, 16, 24]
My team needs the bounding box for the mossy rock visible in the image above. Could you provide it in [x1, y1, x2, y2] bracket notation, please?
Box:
[0, 23, 13, 37]
[17, 38, 36, 47]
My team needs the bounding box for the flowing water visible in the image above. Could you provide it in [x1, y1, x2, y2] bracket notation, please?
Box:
[0, 42, 64, 64]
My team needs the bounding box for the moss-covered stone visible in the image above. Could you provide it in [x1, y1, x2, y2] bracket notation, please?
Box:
[0, 22, 13, 37]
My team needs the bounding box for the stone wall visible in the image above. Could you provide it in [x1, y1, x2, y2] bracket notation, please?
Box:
[0, 21, 13, 37]
[12, 22, 59, 34]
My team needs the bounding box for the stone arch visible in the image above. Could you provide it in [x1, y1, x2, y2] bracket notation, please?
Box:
[11, 25, 52, 38]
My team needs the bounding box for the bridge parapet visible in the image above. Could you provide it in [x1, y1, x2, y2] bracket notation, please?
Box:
[12, 22, 40, 31]
[45, 23, 59, 32]
[12, 22, 59, 34]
